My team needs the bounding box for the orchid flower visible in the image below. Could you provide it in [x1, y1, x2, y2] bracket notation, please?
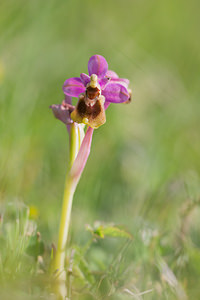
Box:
[50, 55, 131, 299]
[63, 54, 130, 128]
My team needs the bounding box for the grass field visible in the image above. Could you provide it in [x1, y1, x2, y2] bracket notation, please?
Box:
[1, 0, 200, 299]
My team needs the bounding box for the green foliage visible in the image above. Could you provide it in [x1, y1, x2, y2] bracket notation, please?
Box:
[26, 233, 45, 258]
[86, 222, 133, 240]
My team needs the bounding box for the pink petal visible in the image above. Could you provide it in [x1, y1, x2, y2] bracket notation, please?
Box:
[102, 83, 129, 103]
[106, 70, 119, 79]
[70, 126, 94, 183]
[88, 55, 108, 78]
[80, 73, 90, 86]
[63, 77, 85, 97]
[106, 70, 129, 88]
[110, 78, 130, 88]
[99, 77, 111, 90]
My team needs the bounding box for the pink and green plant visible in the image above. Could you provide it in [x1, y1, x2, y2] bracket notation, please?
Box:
[50, 54, 131, 298]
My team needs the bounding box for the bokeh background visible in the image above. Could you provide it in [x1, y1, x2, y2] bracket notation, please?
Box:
[1, 0, 200, 299]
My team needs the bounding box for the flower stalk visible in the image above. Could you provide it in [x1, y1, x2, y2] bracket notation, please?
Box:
[53, 123, 79, 278]
[52, 124, 94, 299]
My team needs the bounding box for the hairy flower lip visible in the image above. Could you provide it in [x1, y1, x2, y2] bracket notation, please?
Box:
[71, 95, 106, 129]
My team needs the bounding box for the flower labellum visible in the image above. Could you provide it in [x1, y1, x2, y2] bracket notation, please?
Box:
[71, 74, 106, 129]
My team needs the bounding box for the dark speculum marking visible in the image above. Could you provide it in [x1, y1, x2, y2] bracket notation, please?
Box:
[77, 99, 87, 117]
[77, 98, 102, 119]
[86, 86, 100, 100]
[91, 101, 101, 119]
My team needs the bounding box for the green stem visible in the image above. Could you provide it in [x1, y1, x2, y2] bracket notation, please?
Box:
[54, 123, 79, 279]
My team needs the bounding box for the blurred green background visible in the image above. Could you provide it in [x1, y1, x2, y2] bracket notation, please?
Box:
[1, 0, 200, 299]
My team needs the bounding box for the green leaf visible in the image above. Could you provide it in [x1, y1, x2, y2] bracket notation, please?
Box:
[86, 223, 133, 240]
[26, 233, 45, 258]
[102, 226, 133, 239]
